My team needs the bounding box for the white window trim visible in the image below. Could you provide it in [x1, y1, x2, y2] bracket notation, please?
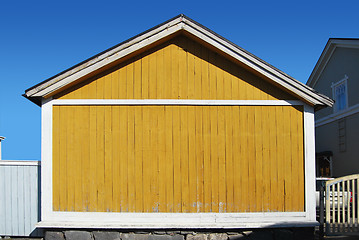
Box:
[39, 98, 317, 228]
[331, 75, 348, 113]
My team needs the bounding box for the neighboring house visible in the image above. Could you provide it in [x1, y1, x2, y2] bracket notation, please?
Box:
[307, 38, 359, 178]
[24, 15, 332, 234]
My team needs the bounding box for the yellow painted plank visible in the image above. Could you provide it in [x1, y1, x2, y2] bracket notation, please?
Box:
[158, 106, 166, 212]
[171, 44, 179, 99]
[187, 40, 195, 99]
[119, 106, 128, 211]
[210, 106, 219, 212]
[126, 63, 134, 99]
[134, 106, 143, 212]
[216, 57, 224, 100]
[104, 106, 113, 211]
[104, 72, 112, 99]
[141, 55, 149, 99]
[148, 50, 157, 99]
[262, 107, 271, 211]
[81, 106, 90, 211]
[208, 52, 217, 100]
[172, 106, 181, 212]
[111, 71, 119, 99]
[66, 106, 75, 211]
[163, 45, 172, 99]
[96, 106, 105, 211]
[276, 106, 285, 212]
[112, 106, 120, 212]
[96, 75, 105, 99]
[134, 59, 142, 99]
[74, 107, 83, 211]
[156, 49, 164, 99]
[193, 41, 202, 99]
[150, 106, 159, 212]
[180, 106, 189, 212]
[142, 107, 151, 212]
[201, 46, 209, 99]
[127, 107, 136, 212]
[195, 106, 204, 212]
[218, 107, 226, 212]
[119, 66, 127, 99]
[268, 106, 278, 211]
[202, 106, 211, 212]
[246, 107, 256, 212]
[165, 106, 174, 212]
[52, 106, 60, 211]
[282, 107, 292, 211]
[89, 106, 97, 211]
[254, 106, 263, 212]
[225, 106, 234, 212]
[188, 106, 197, 212]
[178, 38, 188, 99]
[233, 106, 243, 212]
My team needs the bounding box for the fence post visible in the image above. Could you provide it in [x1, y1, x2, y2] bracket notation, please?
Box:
[319, 183, 325, 239]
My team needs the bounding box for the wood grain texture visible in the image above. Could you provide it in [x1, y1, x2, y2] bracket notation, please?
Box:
[55, 36, 296, 101]
[53, 105, 305, 213]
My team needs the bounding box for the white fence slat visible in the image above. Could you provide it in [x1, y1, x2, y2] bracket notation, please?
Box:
[0, 166, 5, 234]
[326, 174, 359, 236]
[4, 166, 12, 235]
[0, 161, 40, 237]
[11, 166, 19, 235]
[18, 166, 25, 235]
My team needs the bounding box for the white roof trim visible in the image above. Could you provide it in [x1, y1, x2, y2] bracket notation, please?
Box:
[25, 15, 333, 107]
[307, 39, 359, 87]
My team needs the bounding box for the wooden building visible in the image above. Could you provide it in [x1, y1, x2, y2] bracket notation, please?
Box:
[24, 15, 333, 229]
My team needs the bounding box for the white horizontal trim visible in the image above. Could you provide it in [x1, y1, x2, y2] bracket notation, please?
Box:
[37, 220, 318, 229]
[0, 160, 40, 166]
[39, 212, 311, 229]
[52, 99, 304, 106]
[316, 102, 359, 127]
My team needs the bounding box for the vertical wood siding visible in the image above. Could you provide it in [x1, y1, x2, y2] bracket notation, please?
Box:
[54, 36, 296, 101]
[0, 162, 40, 236]
[53, 105, 304, 213]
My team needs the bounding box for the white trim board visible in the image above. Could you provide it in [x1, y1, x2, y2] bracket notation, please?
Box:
[316, 102, 359, 127]
[40, 98, 317, 228]
[0, 160, 40, 166]
[52, 99, 304, 106]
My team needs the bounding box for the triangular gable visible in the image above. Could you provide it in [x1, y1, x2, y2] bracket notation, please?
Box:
[24, 14, 333, 108]
[54, 35, 296, 101]
[307, 38, 359, 87]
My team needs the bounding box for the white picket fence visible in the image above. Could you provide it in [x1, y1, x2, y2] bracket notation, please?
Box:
[0, 160, 41, 237]
[326, 174, 359, 235]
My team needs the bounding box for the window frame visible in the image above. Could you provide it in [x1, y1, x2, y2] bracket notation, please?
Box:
[331, 75, 348, 113]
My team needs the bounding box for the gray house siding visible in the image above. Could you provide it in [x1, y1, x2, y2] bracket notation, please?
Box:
[309, 39, 359, 177]
[314, 47, 359, 120]
[316, 112, 359, 177]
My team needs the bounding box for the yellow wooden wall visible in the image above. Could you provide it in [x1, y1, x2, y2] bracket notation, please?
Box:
[54, 36, 295, 101]
[52, 105, 305, 213]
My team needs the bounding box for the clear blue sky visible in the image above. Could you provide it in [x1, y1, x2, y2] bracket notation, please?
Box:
[1, 0, 358, 160]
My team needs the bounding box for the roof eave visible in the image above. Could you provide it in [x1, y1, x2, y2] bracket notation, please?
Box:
[25, 14, 333, 108]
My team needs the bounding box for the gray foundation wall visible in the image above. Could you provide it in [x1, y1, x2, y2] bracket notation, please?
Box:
[44, 228, 314, 240]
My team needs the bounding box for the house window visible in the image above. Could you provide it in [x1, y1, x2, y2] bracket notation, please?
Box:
[332, 75, 348, 112]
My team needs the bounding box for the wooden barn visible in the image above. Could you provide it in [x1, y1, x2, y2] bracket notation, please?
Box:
[24, 15, 333, 230]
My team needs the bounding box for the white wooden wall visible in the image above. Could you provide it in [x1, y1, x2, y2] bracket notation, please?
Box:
[0, 161, 40, 237]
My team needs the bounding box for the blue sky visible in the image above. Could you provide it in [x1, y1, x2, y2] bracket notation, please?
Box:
[1, 0, 358, 160]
